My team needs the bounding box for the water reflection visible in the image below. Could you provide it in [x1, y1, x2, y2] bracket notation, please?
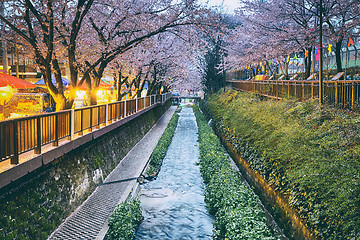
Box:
[135, 107, 213, 239]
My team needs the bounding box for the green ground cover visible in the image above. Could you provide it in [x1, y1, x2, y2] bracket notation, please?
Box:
[193, 106, 278, 240]
[205, 89, 360, 239]
[145, 111, 179, 176]
[105, 200, 142, 240]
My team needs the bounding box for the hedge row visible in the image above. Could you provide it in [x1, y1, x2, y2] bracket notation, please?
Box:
[193, 105, 278, 240]
[105, 200, 142, 240]
[205, 89, 360, 239]
[146, 111, 179, 176]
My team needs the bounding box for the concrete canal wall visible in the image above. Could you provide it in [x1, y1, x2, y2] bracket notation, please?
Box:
[0, 102, 171, 240]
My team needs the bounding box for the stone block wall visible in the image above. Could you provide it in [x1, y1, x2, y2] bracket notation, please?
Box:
[0, 103, 170, 240]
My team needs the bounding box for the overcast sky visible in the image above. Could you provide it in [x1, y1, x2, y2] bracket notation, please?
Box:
[200, 0, 240, 13]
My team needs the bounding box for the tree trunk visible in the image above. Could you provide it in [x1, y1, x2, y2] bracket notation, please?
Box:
[335, 40, 343, 73]
[83, 73, 98, 106]
[305, 47, 312, 78]
[89, 89, 98, 105]
[117, 72, 122, 101]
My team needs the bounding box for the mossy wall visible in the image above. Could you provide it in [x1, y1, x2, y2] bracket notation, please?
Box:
[0, 102, 170, 240]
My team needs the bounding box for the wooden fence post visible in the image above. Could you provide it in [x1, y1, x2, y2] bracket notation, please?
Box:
[335, 82, 338, 105]
[53, 114, 58, 147]
[105, 104, 109, 125]
[79, 110, 83, 136]
[90, 107, 93, 131]
[352, 82, 355, 107]
[35, 116, 41, 154]
[311, 82, 314, 98]
[70, 109, 74, 140]
[11, 120, 19, 164]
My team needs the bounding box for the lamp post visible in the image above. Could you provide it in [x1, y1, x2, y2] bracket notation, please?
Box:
[319, 0, 323, 105]
[0, 1, 7, 74]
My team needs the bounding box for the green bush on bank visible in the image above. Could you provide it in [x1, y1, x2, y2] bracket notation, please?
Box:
[146, 112, 179, 176]
[193, 106, 278, 240]
[205, 89, 360, 239]
[105, 200, 142, 240]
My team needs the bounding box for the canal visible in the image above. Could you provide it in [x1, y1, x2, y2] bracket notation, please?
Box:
[134, 107, 214, 239]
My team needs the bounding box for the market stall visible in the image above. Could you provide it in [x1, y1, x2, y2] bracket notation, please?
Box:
[0, 72, 36, 120]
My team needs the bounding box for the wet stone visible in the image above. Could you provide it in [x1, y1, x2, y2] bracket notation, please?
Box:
[135, 107, 213, 240]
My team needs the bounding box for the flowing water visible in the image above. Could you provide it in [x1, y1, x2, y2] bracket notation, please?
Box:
[134, 107, 213, 239]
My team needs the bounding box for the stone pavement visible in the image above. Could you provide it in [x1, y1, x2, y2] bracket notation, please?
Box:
[48, 106, 177, 240]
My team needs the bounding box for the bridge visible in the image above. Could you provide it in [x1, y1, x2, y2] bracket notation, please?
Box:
[171, 94, 202, 105]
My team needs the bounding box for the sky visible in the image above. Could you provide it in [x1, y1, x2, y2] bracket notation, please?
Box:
[200, 0, 240, 13]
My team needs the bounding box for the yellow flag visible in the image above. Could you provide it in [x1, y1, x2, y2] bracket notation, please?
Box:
[328, 44, 333, 54]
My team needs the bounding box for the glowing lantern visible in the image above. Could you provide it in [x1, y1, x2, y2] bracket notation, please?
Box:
[0, 85, 16, 105]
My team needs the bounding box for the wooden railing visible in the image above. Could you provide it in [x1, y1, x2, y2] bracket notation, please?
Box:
[0, 93, 172, 164]
[229, 79, 360, 108]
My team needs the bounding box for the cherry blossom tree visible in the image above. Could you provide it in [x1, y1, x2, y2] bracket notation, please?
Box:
[224, 0, 360, 78]
[0, 0, 94, 110]
[75, 0, 215, 105]
[107, 27, 208, 100]
[321, 0, 360, 73]
[0, 0, 217, 109]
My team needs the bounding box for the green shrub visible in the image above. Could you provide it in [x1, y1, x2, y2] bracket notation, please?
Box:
[205, 90, 360, 239]
[193, 105, 278, 240]
[146, 113, 179, 176]
[105, 200, 142, 240]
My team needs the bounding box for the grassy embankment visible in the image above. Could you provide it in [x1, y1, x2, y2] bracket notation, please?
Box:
[193, 105, 278, 240]
[205, 89, 360, 239]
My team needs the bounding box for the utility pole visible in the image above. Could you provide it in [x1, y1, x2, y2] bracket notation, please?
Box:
[319, 0, 323, 105]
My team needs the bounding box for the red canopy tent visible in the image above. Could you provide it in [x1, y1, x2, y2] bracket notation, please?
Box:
[0, 72, 36, 89]
[78, 79, 112, 90]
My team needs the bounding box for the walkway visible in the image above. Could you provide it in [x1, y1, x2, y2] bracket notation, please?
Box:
[48, 106, 177, 240]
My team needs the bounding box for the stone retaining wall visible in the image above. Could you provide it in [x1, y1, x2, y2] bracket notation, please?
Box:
[0, 102, 170, 240]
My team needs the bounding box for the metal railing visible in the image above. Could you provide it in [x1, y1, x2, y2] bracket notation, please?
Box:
[229, 79, 360, 108]
[0, 93, 172, 164]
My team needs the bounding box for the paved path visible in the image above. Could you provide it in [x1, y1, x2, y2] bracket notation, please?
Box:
[48, 106, 177, 240]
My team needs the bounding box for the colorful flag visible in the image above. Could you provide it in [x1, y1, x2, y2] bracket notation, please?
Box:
[328, 44, 333, 54]
[348, 38, 354, 47]
[287, 55, 290, 63]
[304, 50, 308, 59]
[294, 54, 298, 60]
[315, 47, 319, 61]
